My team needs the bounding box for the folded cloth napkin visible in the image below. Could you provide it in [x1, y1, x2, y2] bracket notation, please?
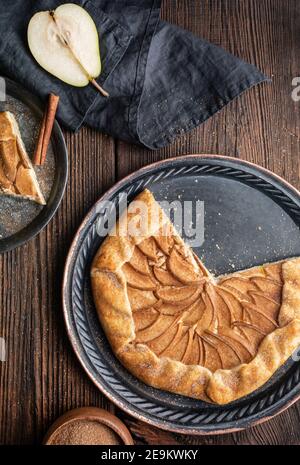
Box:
[0, 0, 268, 149]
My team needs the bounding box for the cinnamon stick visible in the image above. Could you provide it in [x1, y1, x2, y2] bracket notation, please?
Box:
[33, 93, 59, 165]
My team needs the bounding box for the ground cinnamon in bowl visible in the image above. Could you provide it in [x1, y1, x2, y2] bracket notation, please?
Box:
[47, 419, 122, 445]
[43, 407, 134, 445]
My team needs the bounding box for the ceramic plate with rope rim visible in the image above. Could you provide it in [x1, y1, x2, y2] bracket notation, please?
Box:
[63, 155, 300, 434]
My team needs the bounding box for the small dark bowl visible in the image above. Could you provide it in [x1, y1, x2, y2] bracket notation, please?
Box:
[0, 78, 68, 253]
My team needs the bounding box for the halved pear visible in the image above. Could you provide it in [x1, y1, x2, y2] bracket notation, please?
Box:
[28, 3, 108, 96]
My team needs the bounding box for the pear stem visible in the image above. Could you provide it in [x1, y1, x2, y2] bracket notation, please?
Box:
[90, 79, 109, 98]
[49, 11, 109, 98]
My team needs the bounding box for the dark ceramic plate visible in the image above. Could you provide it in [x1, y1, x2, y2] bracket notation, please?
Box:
[0, 78, 68, 253]
[63, 155, 300, 434]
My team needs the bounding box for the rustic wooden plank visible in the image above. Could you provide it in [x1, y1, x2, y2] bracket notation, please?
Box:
[0, 129, 115, 444]
[1, 0, 300, 446]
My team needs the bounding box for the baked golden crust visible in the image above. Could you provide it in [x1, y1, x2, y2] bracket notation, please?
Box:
[91, 189, 300, 404]
[0, 111, 45, 205]
[207, 319, 300, 403]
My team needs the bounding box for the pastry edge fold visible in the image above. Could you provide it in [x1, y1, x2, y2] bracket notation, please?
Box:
[91, 189, 300, 404]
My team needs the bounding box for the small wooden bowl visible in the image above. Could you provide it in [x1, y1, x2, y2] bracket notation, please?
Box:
[43, 407, 134, 445]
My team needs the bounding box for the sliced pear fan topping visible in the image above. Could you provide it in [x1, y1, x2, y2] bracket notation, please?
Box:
[129, 247, 151, 275]
[126, 223, 284, 372]
[168, 246, 202, 283]
[153, 224, 175, 255]
[127, 287, 157, 311]
[153, 267, 182, 286]
[155, 286, 200, 304]
[137, 237, 158, 261]
[122, 263, 157, 290]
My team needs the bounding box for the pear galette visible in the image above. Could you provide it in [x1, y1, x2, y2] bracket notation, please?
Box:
[91, 189, 300, 404]
[0, 111, 45, 205]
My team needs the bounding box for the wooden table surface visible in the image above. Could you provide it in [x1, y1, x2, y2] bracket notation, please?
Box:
[1, 0, 300, 445]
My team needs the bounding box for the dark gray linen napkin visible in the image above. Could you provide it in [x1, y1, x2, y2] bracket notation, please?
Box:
[0, 0, 268, 149]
